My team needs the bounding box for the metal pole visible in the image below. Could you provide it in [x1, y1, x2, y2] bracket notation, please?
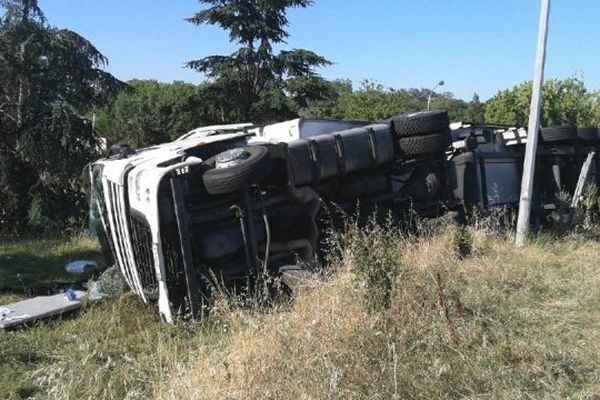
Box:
[515, 0, 551, 246]
[427, 81, 444, 111]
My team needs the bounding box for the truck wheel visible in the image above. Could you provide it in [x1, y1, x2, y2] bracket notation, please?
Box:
[541, 126, 577, 142]
[390, 110, 449, 137]
[398, 130, 452, 156]
[202, 146, 272, 195]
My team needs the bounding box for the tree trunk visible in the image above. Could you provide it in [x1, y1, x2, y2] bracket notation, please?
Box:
[16, 35, 34, 129]
[17, 5, 29, 128]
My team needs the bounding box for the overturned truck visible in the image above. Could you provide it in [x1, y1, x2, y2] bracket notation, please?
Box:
[90, 111, 455, 321]
[89, 111, 599, 321]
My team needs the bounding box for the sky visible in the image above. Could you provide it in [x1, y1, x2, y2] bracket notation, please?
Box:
[39, 0, 600, 101]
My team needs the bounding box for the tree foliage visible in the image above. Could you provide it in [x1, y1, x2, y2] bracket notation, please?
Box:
[467, 93, 486, 123]
[306, 80, 470, 122]
[0, 0, 123, 233]
[96, 80, 220, 147]
[485, 77, 599, 127]
[186, 0, 331, 123]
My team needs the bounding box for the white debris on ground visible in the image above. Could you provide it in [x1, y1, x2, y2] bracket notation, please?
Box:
[0, 306, 30, 323]
[0, 291, 86, 329]
[65, 260, 100, 275]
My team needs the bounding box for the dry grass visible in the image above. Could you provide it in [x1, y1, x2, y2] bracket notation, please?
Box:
[158, 225, 600, 400]
[3, 224, 600, 399]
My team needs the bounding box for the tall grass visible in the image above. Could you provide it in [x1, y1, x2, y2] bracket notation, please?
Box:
[156, 223, 600, 399]
[3, 221, 600, 399]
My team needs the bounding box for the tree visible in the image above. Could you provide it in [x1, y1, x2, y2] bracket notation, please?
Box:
[467, 93, 485, 123]
[306, 80, 470, 122]
[186, 0, 331, 123]
[96, 80, 218, 147]
[485, 77, 597, 127]
[303, 79, 353, 119]
[430, 91, 469, 122]
[333, 81, 422, 121]
[0, 0, 123, 232]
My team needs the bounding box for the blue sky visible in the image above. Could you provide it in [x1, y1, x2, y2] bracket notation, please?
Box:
[40, 0, 600, 100]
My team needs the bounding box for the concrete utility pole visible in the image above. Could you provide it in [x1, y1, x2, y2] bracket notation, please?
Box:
[515, 0, 551, 247]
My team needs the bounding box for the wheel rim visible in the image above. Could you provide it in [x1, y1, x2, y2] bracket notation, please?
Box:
[215, 148, 250, 169]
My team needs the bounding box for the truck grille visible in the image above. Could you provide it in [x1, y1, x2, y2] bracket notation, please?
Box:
[104, 180, 147, 300]
[160, 224, 186, 304]
[130, 214, 159, 297]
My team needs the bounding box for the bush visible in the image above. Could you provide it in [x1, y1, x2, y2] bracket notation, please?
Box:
[348, 220, 404, 311]
[453, 223, 473, 258]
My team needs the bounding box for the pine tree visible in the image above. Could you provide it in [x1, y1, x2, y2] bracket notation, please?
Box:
[186, 0, 332, 122]
[0, 0, 124, 232]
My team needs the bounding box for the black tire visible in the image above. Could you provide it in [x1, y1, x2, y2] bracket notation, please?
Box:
[390, 110, 449, 137]
[408, 169, 440, 202]
[202, 146, 272, 195]
[540, 126, 577, 142]
[577, 127, 598, 141]
[398, 130, 452, 156]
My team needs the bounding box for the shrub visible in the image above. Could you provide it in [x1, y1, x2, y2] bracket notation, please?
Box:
[453, 223, 473, 258]
[348, 220, 403, 311]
